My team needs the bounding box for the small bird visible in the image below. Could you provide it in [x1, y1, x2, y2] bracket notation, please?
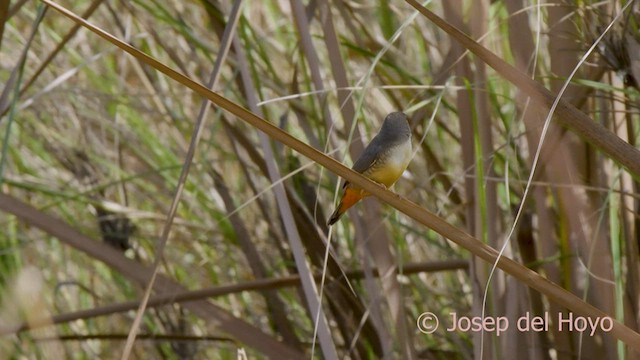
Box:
[328, 112, 412, 225]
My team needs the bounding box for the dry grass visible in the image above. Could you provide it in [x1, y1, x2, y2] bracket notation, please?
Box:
[2, 0, 640, 359]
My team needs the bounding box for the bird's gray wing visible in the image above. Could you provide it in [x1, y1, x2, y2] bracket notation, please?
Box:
[342, 136, 384, 188]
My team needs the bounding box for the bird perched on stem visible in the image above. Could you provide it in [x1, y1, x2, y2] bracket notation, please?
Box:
[328, 112, 412, 225]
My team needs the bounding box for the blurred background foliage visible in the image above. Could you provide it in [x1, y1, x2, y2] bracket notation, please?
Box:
[1, 0, 640, 359]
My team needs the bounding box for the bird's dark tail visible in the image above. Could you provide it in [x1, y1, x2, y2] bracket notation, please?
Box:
[327, 188, 365, 225]
[327, 203, 344, 225]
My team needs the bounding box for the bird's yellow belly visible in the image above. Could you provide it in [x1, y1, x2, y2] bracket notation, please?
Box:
[366, 141, 412, 187]
[368, 166, 405, 187]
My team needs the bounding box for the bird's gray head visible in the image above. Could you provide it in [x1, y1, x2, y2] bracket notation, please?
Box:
[379, 112, 411, 141]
